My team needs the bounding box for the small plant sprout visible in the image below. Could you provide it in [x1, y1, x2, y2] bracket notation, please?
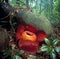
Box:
[40, 38, 60, 59]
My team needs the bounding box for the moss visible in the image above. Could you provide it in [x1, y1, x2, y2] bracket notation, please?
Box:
[18, 10, 53, 35]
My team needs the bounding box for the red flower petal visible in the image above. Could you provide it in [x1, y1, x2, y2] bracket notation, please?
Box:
[37, 30, 48, 42]
[16, 25, 25, 40]
[18, 39, 39, 54]
[25, 24, 38, 33]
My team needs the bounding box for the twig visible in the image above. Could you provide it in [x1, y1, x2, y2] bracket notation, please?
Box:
[9, 11, 15, 33]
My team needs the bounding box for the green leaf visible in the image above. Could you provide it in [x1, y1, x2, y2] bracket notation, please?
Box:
[55, 47, 60, 52]
[3, 50, 11, 56]
[15, 55, 22, 59]
[53, 39, 59, 46]
[50, 52, 56, 59]
[18, 50, 24, 55]
[46, 47, 52, 55]
[40, 46, 48, 52]
[44, 38, 51, 46]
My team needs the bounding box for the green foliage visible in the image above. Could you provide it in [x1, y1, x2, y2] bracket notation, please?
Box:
[17, 50, 24, 55]
[8, 0, 60, 26]
[2, 49, 24, 59]
[51, 0, 60, 26]
[40, 38, 60, 59]
[3, 50, 11, 56]
[52, 39, 59, 46]
[40, 46, 48, 52]
[44, 38, 51, 46]
[14, 55, 22, 59]
[9, 0, 26, 7]
[55, 47, 60, 52]
[54, 0, 60, 11]
[50, 50, 56, 59]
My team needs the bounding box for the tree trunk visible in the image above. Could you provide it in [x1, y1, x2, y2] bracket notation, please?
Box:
[5, 0, 9, 3]
[26, 0, 30, 9]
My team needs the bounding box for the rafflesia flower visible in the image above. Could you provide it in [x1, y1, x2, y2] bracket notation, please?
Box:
[15, 24, 47, 54]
